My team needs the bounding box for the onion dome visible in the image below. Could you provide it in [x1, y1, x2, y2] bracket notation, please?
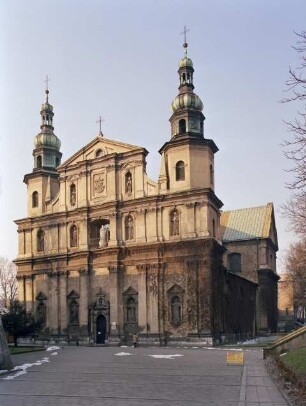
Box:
[34, 88, 61, 151]
[41, 101, 53, 112]
[34, 131, 61, 150]
[171, 93, 203, 113]
[169, 32, 205, 139]
[179, 56, 193, 68]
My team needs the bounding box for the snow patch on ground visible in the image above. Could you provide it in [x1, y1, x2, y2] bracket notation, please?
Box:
[149, 354, 183, 359]
[51, 352, 58, 356]
[114, 352, 133, 356]
[206, 347, 243, 351]
[46, 346, 61, 351]
[3, 357, 50, 380]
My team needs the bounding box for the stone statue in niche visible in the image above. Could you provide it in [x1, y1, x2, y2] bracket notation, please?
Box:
[125, 173, 132, 195]
[37, 230, 44, 251]
[171, 296, 181, 323]
[71, 225, 77, 247]
[70, 184, 76, 206]
[170, 210, 179, 236]
[127, 297, 136, 322]
[99, 225, 109, 248]
[69, 300, 79, 325]
[125, 216, 134, 240]
[37, 302, 46, 325]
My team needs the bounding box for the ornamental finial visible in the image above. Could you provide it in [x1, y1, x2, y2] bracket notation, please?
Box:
[44, 75, 50, 102]
[181, 26, 190, 55]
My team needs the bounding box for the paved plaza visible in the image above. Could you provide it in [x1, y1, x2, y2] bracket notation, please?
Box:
[0, 346, 288, 406]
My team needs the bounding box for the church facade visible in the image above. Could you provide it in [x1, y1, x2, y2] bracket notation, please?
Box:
[14, 44, 277, 345]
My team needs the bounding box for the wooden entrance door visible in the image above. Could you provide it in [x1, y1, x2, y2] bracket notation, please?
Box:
[96, 315, 106, 344]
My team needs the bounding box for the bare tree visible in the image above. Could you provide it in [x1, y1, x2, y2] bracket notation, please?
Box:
[0, 257, 18, 308]
[285, 239, 306, 309]
[281, 31, 306, 236]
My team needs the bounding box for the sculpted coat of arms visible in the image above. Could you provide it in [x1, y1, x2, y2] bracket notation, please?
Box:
[93, 173, 106, 195]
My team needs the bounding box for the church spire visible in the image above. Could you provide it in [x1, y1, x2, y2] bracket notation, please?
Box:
[33, 78, 62, 171]
[169, 30, 204, 139]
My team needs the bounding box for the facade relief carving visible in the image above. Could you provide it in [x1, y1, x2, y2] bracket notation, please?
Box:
[93, 173, 106, 196]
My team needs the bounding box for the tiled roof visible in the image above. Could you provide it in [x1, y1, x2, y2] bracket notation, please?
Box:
[220, 203, 274, 242]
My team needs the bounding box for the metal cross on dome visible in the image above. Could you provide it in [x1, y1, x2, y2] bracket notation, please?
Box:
[44, 75, 50, 101]
[181, 25, 190, 53]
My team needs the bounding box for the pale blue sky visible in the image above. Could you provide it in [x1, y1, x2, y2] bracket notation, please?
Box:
[0, 0, 305, 268]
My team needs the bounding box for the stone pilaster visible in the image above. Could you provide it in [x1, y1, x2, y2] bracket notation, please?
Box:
[25, 275, 34, 312]
[47, 272, 58, 334]
[186, 260, 199, 335]
[109, 212, 118, 246]
[78, 268, 89, 334]
[186, 202, 196, 237]
[108, 266, 121, 338]
[136, 208, 146, 243]
[58, 271, 68, 335]
[147, 208, 157, 242]
[197, 201, 209, 237]
[137, 265, 147, 333]
[16, 275, 25, 303]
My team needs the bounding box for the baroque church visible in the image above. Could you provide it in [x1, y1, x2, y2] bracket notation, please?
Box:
[15, 41, 279, 345]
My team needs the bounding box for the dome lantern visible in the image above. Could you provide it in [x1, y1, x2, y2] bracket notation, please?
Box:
[169, 31, 205, 139]
[32, 77, 62, 171]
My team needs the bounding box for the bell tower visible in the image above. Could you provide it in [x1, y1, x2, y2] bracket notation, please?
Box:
[23, 79, 62, 216]
[159, 33, 219, 194]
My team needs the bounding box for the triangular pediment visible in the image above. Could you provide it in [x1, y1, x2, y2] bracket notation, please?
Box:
[167, 283, 184, 294]
[123, 286, 138, 296]
[59, 136, 145, 169]
[67, 289, 80, 299]
[36, 291, 47, 301]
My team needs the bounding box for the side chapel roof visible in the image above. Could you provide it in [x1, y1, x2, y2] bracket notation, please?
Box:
[220, 203, 278, 249]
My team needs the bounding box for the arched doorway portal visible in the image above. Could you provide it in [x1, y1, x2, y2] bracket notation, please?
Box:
[96, 314, 106, 344]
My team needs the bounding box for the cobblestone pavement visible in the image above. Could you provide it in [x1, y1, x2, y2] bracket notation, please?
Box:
[0, 346, 289, 406]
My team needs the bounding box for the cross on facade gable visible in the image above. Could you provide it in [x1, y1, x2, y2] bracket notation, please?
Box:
[96, 116, 105, 137]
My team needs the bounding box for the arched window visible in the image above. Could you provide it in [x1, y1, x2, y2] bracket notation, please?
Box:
[170, 209, 180, 236]
[229, 253, 241, 273]
[37, 155, 42, 168]
[32, 191, 38, 208]
[37, 229, 44, 252]
[70, 184, 76, 206]
[96, 149, 103, 158]
[70, 225, 78, 247]
[179, 119, 186, 134]
[171, 296, 182, 324]
[56, 157, 60, 167]
[125, 172, 132, 194]
[210, 164, 214, 185]
[176, 161, 185, 181]
[125, 215, 134, 240]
